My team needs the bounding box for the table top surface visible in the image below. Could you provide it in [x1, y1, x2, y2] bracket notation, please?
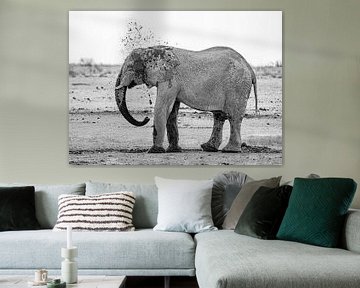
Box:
[0, 275, 126, 288]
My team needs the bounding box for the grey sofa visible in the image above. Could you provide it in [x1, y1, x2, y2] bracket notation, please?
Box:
[0, 182, 195, 279]
[0, 181, 360, 288]
[195, 212, 360, 288]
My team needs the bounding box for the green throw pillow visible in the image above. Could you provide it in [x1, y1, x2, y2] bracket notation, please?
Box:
[277, 178, 357, 247]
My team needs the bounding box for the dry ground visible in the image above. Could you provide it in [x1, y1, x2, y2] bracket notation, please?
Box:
[69, 65, 282, 165]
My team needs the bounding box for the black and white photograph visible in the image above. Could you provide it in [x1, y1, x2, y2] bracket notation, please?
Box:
[69, 11, 282, 165]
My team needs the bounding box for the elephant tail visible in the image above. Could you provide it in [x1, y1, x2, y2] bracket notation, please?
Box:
[252, 76, 258, 114]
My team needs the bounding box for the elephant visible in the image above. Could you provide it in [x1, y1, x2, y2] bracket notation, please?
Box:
[115, 45, 258, 153]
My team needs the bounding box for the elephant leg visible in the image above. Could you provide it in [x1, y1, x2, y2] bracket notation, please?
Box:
[222, 115, 243, 153]
[222, 83, 251, 153]
[148, 114, 167, 154]
[148, 127, 166, 153]
[201, 112, 227, 152]
[148, 109, 168, 154]
[148, 84, 177, 153]
[166, 101, 182, 152]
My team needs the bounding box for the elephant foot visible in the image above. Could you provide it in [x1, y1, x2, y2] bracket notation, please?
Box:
[148, 146, 166, 153]
[222, 143, 242, 153]
[201, 142, 219, 152]
[166, 145, 182, 153]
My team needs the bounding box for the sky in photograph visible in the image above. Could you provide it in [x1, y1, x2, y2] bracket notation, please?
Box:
[69, 11, 282, 66]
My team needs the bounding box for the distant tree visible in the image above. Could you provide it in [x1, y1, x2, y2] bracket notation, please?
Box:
[79, 58, 95, 67]
[78, 58, 102, 76]
[275, 60, 282, 67]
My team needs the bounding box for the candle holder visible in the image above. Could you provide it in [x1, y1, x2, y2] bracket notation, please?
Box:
[61, 247, 78, 284]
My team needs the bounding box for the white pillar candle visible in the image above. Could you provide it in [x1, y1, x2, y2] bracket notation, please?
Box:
[67, 225, 72, 248]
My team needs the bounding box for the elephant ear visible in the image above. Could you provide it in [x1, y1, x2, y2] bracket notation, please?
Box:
[142, 46, 180, 86]
[119, 70, 135, 88]
[116, 50, 146, 89]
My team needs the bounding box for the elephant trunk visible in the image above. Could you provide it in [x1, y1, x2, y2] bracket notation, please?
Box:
[115, 76, 150, 127]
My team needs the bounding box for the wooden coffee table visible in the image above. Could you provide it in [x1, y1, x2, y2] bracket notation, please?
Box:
[0, 275, 126, 288]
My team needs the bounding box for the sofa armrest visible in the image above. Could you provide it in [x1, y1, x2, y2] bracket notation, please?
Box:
[342, 209, 360, 253]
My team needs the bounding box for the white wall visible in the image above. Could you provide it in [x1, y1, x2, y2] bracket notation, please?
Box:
[0, 0, 359, 207]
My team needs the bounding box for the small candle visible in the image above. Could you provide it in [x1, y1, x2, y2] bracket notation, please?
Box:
[67, 225, 72, 248]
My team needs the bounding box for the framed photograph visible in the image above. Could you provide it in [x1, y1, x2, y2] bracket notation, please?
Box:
[69, 11, 282, 166]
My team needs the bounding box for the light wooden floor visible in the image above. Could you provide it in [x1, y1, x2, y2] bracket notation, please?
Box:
[126, 276, 199, 288]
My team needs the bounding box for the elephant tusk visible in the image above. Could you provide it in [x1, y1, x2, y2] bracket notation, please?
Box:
[115, 84, 122, 90]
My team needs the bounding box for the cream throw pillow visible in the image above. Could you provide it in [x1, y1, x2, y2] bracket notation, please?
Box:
[53, 192, 135, 231]
[154, 177, 217, 233]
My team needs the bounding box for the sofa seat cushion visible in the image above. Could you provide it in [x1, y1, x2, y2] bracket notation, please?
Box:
[0, 229, 195, 270]
[195, 230, 360, 288]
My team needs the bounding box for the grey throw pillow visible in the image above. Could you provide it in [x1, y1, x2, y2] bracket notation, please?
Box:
[222, 176, 281, 230]
[86, 181, 158, 229]
[212, 171, 252, 228]
[35, 184, 86, 228]
[153, 177, 217, 233]
[282, 173, 320, 186]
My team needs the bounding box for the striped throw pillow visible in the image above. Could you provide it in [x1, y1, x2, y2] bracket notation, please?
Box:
[53, 192, 136, 231]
